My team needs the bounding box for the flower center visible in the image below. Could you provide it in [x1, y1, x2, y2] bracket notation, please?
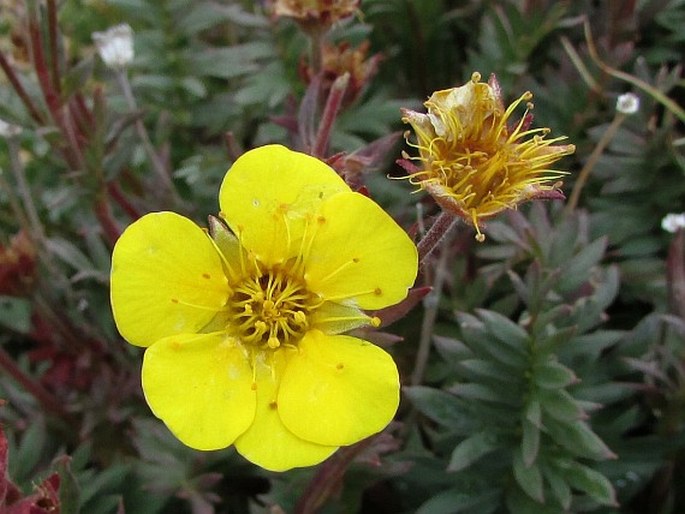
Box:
[228, 263, 319, 349]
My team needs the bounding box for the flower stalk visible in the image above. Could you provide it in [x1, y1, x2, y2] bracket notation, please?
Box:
[115, 70, 177, 200]
[294, 437, 375, 514]
[416, 210, 459, 266]
[312, 72, 349, 157]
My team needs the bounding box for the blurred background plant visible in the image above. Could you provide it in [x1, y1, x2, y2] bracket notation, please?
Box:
[0, 0, 683, 513]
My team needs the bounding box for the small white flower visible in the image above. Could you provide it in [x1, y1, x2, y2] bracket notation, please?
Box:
[92, 24, 134, 69]
[661, 212, 685, 233]
[0, 118, 21, 138]
[616, 93, 640, 115]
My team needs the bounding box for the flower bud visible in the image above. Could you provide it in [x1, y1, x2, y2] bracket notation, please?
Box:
[92, 24, 134, 70]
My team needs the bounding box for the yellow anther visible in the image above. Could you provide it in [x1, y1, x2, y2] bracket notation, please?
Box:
[370, 316, 381, 327]
[267, 336, 280, 349]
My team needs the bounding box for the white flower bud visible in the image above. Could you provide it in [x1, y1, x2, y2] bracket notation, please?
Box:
[93, 24, 134, 69]
[0, 118, 21, 138]
[661, 212, 685, 233]
[616, 93, 640, 115]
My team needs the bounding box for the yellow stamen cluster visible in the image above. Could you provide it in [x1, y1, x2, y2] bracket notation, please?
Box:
[228, 261, 319, 349]
[402, 72, 575, 241]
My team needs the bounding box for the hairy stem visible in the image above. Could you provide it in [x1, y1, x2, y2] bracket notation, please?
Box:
[416, 210, 459, 267]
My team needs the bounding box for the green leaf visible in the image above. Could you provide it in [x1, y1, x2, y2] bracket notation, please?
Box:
[476, 309, 530, 351]
[447, 431, 499, 472]
[456, 313, 528, 370]
[542, 464, 572, 510]
[56, 456, 81, 514]
[0, 296, 31, 334]
[186, 42, 274, 79]
[545, 419, 616, 460]
[448, 383, 521, 406]
[12, 417, 46, 484]
[525, 399, 541, 427]
[564, 462, 618, 507]
[433, 335, 474, 364]
[513, 451, 544, 503]
[536, 326, 577, 355]
[556, 237, 607, 293]
[46, 237, 94, 272]
[458, 358, 512, 383]
[534, 359, 577, 388]
[539, 388, 585, 422]
[565, 330, 623, 360]
[521, 418, 540, 467]
[417, 488, 500, 514]
[403, 386, 473, 430]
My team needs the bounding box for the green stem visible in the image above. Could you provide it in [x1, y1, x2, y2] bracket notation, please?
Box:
[410, 227, 455, 387]
[116, 70, 178, 200]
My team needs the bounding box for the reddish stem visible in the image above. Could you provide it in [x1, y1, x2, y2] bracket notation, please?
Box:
[75, 92, 95, 130]
[295, 438, 375, 514]
[312, 73, 349, 158]
[416, 211, 458, 266]
[68, 97, 92, 143]
[0, 346, 65, 418]
[0, 50, 46, 124]
[107, 181, 142, 220]
[28, 13, 83, 170]
[95, 194, 122, 246]
[47, 0, 62, 98]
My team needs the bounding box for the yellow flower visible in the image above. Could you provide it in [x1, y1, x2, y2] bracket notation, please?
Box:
[110, 145, 417, 471]
[402, 72, 575, 241]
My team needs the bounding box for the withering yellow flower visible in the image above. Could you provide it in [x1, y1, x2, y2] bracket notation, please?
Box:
[271, 0, 359, 28]
[402, 72, 575, 241]
[110, 145, 417, 471]
[300, 40, 381, 107]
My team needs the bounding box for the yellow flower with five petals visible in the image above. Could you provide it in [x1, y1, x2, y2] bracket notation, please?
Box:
[110, 145, 418, 471]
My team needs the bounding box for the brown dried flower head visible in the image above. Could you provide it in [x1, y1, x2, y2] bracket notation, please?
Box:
[271, 0, 360, 28]
[300, 41, 381, 107]
[401, 72, 575, 241]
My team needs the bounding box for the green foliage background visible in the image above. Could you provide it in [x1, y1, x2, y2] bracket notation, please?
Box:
[0, 0, 684, 513]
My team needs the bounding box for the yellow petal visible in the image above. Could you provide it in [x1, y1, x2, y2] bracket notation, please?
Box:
[235, 350, 338, 471]
[142, 333, 256, 450]
[218, 145, 350, 266]
[111, 212, 228, 347]
[278, 330, 400, 446]
[304, 192, 418, 310]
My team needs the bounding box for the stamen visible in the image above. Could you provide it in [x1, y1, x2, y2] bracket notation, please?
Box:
[323, 288, 383, 302]
[315, 257, 359, 285]
[170, 297, 227, 311]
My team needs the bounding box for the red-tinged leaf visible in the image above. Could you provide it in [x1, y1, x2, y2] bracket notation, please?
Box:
[373, 286, 431, 327]
[396, 157, 420, 174]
